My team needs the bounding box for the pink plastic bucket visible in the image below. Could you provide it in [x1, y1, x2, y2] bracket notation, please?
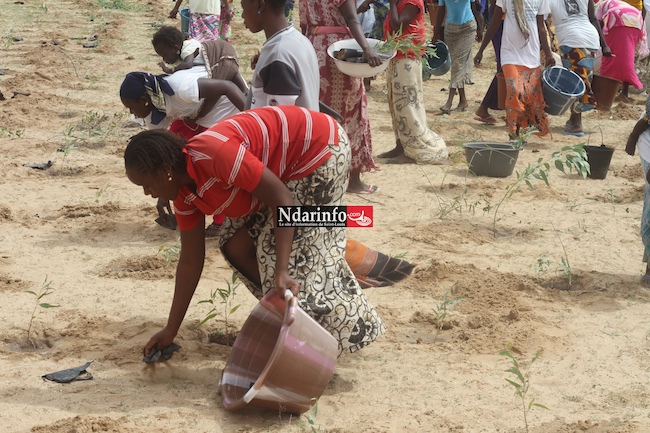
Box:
[219, 290, 337, 414]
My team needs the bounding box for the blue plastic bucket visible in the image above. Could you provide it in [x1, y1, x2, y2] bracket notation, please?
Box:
[542, 66, 585, 116]
[180, 8, 190, 37]
[423, 40, 451, 81]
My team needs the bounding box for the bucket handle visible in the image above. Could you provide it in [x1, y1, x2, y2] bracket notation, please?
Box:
[284, 289, 297, 326]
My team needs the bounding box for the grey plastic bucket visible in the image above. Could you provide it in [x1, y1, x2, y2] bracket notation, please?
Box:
[542, 66, 585, 116]
[463, 142, 520, 178]
[423, 40, 451, 80]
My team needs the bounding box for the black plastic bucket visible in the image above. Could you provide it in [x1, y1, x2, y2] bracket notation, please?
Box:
[584, 145, 614, 179]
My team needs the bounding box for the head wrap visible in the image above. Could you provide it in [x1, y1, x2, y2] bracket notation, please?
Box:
[119, 72, 175, 125]
[513, 0, 530, 45]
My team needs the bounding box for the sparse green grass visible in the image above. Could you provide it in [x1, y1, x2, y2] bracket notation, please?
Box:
[0, 127, 24, 138]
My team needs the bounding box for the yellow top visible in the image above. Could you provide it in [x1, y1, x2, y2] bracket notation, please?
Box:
[621, 0, 643, 11]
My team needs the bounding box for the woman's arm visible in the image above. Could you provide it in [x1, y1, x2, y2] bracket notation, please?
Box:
[250, 168, 300, 297]
[433, 3, 446, 41]
[472, 0, 485, 42]
[339, 0, 382, 66]
[587, 0, 612, 56]
[144, 218, 206, 355]
[474, 5, 503, 65]
[196, 78, 246, 114]
[169, 0, 183, 19]
[388, 0, 420, 32]
[537, 15, 554, 66]
[627, 118, 650, 155]
[173, 49, 200, 72]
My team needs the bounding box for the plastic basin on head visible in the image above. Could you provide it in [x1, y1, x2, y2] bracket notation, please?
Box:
[219, 290, 338, 414]
[542, 66, 585, 116]
[327, 38, 395, 78]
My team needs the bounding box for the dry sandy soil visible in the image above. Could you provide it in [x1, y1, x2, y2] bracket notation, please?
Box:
[2, 1, 650, 432]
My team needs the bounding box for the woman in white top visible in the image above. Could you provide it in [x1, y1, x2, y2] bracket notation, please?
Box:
[475, 0, 555, 139]
[119, 70, 245, 232]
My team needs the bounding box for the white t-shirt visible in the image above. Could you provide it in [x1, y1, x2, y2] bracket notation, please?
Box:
[548, 0, 599, 49]
[249, 26, 320, 111]
[497, 0, 551, 68]
[189, 0, 220, 15]
[637, 112, 650, 164]
[145, 66, 239, 129]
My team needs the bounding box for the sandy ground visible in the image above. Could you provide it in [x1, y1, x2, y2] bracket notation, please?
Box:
[2, 0, 650, 432]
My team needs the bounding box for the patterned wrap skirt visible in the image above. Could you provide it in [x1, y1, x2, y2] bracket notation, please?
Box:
[190, 13, 221, 43]
[386, 57, 448, 163]
[218, 124, 386, 355]
[445, 20, 477, 88]
[502, 64, 549, 137]
[559, 46, 597, 112]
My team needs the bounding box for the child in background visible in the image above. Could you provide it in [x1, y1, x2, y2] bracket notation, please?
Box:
[151, 26, 247, 92]
[220, 0, 234, 41]
[625, 95, 650, 286]
[169, 0, 224, 42]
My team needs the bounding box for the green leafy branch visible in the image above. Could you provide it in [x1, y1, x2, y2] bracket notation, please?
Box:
[492, 144, 590, 236]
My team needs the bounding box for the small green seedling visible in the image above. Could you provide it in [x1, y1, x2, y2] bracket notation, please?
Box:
[500, 348, 549, 433]
[301, 399, 321, 432]
[197, 273, 241, 345]
[533, 255, 551, 276]
[433, 290, 464, 342]
[94, 183, 110, 204]
[24, 276, 60, 346]
[158, 241, 180, 266]
[551, 222, 572, 288]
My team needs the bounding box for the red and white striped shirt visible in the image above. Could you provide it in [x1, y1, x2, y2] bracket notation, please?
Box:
[173, 105, 338, 231]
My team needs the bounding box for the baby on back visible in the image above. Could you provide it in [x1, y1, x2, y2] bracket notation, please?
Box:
[151, 25, 247, 92]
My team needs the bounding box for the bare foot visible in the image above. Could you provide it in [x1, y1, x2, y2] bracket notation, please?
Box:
[454, 104, 468, 112]
[439, 105, 451, 115]
[384, 154, 417, 164]
[377, 145, 404, 159]
[347, 170, 379, 194]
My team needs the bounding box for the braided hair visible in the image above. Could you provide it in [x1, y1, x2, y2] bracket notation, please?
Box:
[152, 25, 185, 50]
[124, 130, 187, 176]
